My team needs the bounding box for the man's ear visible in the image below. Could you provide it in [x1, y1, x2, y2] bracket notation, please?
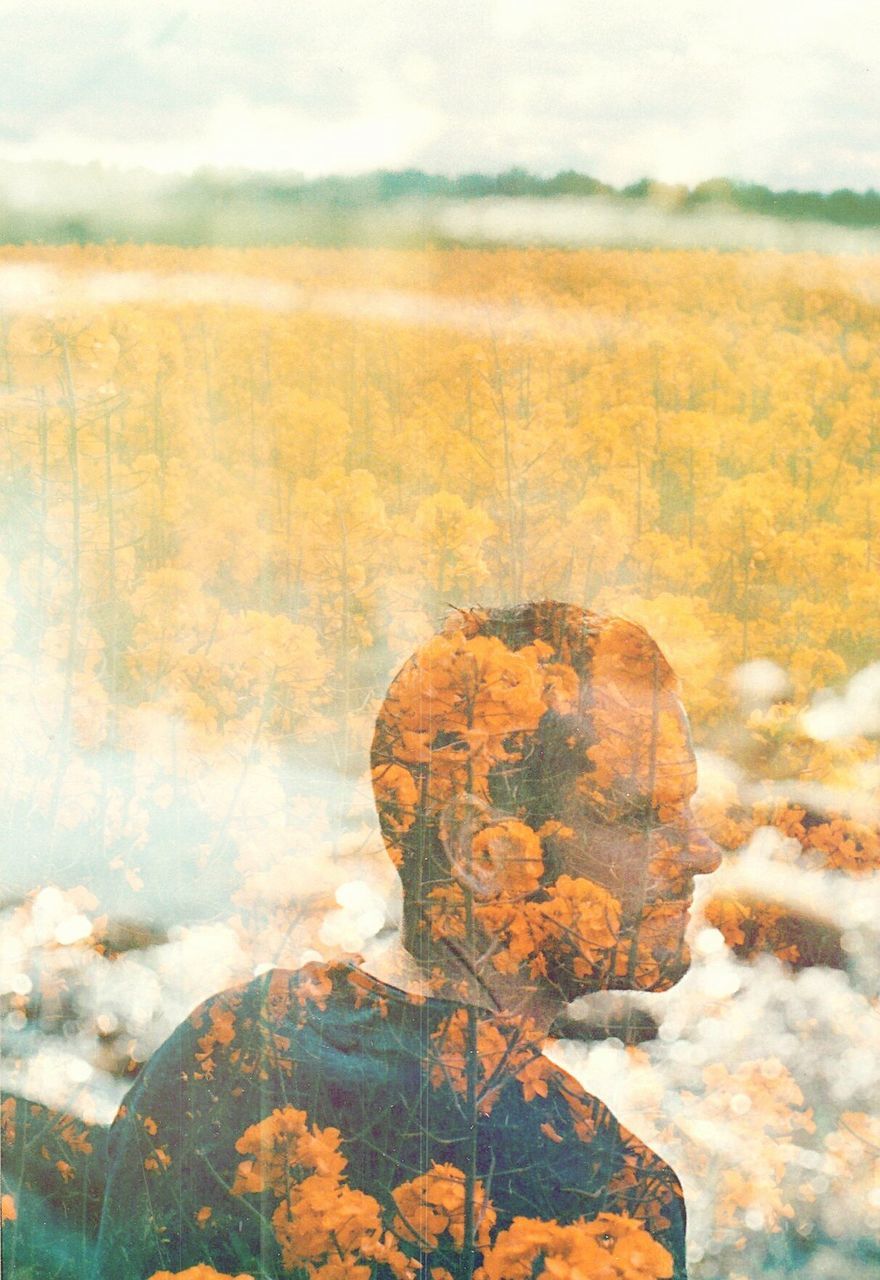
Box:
[440, 794, 514, 901]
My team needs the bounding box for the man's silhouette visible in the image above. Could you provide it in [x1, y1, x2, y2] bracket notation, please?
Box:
[94, 602, 720, 1280]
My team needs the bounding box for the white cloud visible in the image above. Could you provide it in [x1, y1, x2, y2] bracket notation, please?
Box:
[204, 94, 441, 177]
[0, 96, 441, 178]
[803, 663, 880, 741]
[1, 0, 879, 187]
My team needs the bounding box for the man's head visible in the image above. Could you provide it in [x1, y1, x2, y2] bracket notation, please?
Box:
[371, 601, 720, 1001]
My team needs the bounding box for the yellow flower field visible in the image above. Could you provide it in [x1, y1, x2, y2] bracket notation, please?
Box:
[1, 243, 879, 1278]
[1, 246, 876, 890]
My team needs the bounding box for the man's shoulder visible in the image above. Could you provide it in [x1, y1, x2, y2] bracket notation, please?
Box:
[115, 962, 337, 1104]
[540, 1049, 682, 1179]
[181, 958, 377, 1034]
[535, 1049, 685, 1245]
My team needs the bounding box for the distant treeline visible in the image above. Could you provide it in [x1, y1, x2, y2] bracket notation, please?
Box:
[2, 162, 880, 246]
[224, 168, 880, 227]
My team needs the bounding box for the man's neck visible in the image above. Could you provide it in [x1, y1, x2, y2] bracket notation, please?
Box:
[358, 930, 565, 1038]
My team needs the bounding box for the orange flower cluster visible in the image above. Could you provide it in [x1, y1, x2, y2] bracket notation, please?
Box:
[232, 1106, 337, 1195]
[714, 1167, 795, 1232]
[273, 1178, 412, 1279]
[518, 640, 582, 716]
[194, 999, 238, 1077]
[392, 1161, 496, 1250]
[428, 1008, 511, 1105]
[693, 779, 878, 968]
[769, 806, 880, 876]
[187, 978, 301, 1085]
[468, 819, 545, 898]
[147, 1268, 254, 1280]
[167, 1081, 676, 1280]
[371, 761, 420, 865]
[703, 894, 836, 968]
[1, 1098, 16, 1146]
[476, 873, 621, 982]
[531, 873, 622, 979]
[475, 1212, 673, 1280]
[232, 1107, 414, 1278]
[378, 629, 547, 805]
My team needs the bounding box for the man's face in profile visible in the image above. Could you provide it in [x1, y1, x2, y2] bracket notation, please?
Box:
[538, 683, 721, 998]
[372, 604, 723, 1006]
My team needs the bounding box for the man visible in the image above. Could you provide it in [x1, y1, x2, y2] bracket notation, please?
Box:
[94, 601, 720, 1280]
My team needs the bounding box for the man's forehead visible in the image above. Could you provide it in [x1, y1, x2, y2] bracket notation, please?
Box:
[374, 611, 693, 788]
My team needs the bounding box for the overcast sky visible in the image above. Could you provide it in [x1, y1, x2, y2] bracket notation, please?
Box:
[2, 0, 878, 190]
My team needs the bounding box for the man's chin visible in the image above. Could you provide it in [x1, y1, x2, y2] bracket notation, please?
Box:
[605, 940, 692, 993]
[643, 941, 692, 992]
[541, 935, 693, 1000]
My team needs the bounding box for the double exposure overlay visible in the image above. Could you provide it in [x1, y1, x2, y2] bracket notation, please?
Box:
[1, 247, 879, 1280]
[91, 601, 708, 1280]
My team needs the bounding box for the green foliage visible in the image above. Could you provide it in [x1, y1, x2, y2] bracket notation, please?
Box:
[3, 163, 880, 247]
